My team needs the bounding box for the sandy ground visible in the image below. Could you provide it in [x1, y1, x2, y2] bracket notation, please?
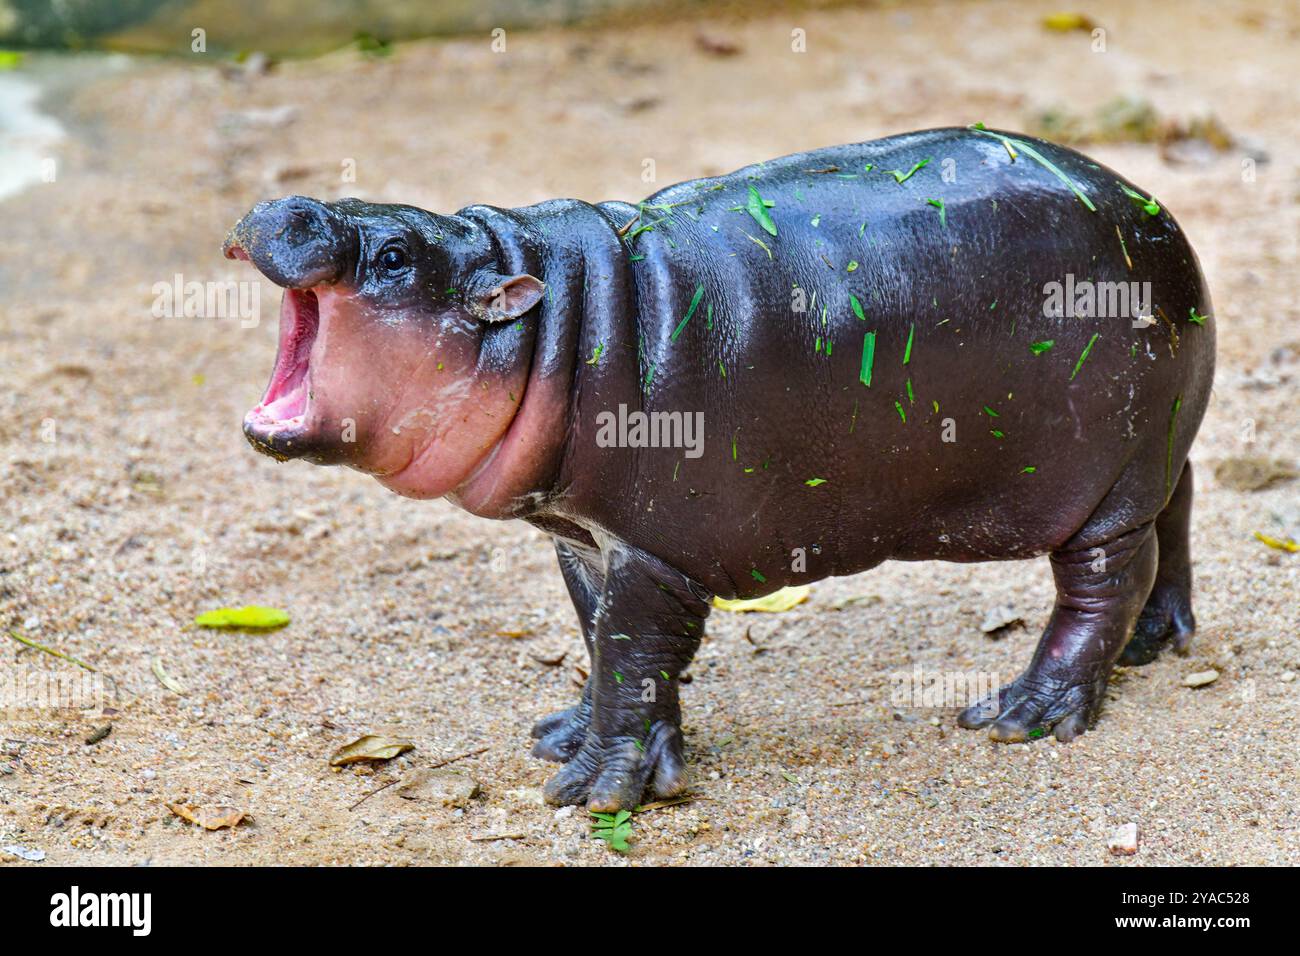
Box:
[1, 0, 1298, 866]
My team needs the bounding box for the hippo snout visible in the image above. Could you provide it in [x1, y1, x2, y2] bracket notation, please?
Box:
[223, 196, 355, 289]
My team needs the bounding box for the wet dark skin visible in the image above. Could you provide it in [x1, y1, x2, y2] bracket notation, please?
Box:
[225, 128, 1215, 811]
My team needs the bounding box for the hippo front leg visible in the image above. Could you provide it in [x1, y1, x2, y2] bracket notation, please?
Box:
[542, 544, 709, 811]
[531, 540, 602, 762]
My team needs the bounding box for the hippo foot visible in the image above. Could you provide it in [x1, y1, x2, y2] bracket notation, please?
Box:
[1119, 586, 1195, 666]
[542, 722, 687, 811]
[529, 693, 592, 763]
[956, 670, 1106, 744]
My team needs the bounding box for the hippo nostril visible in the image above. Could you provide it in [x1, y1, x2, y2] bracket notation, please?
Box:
[284, 196, 326, 217]
[227, 195, 352, 289]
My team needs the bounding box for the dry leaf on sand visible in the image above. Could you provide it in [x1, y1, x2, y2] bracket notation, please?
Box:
[329, 735, 415, 767]
[168, 804, 246, 830]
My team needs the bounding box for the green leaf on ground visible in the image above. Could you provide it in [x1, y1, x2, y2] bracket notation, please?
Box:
[591, 810, 633, 852]
[193, 606, 290, 630]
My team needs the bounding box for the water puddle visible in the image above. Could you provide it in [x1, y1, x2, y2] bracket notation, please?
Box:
[0, 70, 65, 201]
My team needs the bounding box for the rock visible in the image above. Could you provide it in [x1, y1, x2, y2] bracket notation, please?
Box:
[527, 646, 567, 666]
[1, 844, 46, 862]
[396, 769, 480, 808]
[979, 604, 1023, 636]
[1107, 822, 1139, 856]
[1183, 670, 1220, 688]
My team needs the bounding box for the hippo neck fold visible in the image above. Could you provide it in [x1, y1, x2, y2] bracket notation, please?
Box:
[446, 199, 635, 519]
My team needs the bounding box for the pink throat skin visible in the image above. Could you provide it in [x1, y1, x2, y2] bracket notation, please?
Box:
[374, 367, 536, 507]
[387, 321, 570, 517]
[244, 288, 320, 441]
[443, 372, 567, 517]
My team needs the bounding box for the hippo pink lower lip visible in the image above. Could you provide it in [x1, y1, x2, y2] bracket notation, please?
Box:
[245, 288, 319, 433]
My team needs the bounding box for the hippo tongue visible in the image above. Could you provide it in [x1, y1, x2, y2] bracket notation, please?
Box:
[249, 288, 319, 427]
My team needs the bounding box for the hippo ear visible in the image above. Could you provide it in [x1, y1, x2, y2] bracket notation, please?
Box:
[474, 273, 545, 322]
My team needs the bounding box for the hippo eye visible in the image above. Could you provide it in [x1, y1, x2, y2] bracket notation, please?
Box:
[377, 244, 409, 275]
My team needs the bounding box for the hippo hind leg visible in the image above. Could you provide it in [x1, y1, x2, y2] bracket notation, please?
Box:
[1119, 462, 1197, 665]
[530, 539, 601, 763]
[958, 518, 1158, 743]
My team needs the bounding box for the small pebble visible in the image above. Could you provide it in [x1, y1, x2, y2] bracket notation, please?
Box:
[1183, 670, 1219, 688]
[1, 844, 46, 863]
[1107, 822, 1139, 856]
[979, 605, 1023, 635]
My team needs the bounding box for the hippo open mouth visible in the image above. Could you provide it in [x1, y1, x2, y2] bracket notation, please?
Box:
[242, 286, 321, 458]
[221, 195, 360, 460]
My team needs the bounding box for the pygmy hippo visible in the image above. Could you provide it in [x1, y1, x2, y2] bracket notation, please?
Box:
[223, 127, 1214, 811]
